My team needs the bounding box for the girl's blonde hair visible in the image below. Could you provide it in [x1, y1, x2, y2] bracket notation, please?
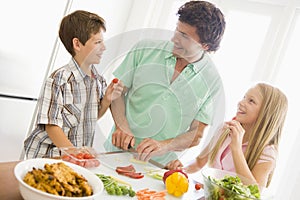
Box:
[208, 83, 288, 186]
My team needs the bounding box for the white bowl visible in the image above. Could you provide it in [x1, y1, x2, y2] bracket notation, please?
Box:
[14, 158, 103, 200]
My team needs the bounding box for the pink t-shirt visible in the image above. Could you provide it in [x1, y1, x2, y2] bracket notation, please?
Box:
[212, 136, 277, 172]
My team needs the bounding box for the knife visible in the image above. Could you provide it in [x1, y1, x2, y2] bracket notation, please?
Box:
[97, 148, 165, 169]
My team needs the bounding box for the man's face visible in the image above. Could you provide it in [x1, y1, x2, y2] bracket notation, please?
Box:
[171, 21, 205, 63]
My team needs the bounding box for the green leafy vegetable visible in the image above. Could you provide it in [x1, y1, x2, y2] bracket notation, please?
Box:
[205, 175, 261, 200]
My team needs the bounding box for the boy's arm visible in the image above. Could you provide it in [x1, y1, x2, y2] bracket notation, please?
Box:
[97, 80, 123, 119]
[98, 96, 111, 118]
[46, 124, 73, 147]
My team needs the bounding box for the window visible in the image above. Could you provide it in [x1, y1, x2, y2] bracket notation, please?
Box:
[270, 10, 300, 199]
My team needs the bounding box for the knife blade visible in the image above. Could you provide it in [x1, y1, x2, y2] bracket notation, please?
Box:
[97, 148, 165, 169]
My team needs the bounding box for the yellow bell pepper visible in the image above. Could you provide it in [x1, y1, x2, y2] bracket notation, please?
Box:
[165, 172, 189, 197]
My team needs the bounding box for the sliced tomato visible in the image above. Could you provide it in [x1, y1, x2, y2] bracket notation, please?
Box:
[75, 152, 84, 159]
[61, 154, 71, 161]
[83, 153, 95, 159]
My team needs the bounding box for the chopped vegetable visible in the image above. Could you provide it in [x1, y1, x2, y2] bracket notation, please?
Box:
[115, 164, 144, 179]
[163, 169, 188, 183]
[96, 174, 136, 197]
[163, 170, 189, 197]
[130, 157, 148, 165]
[144, 167, 164, 180]
[136, 188, 167, 200]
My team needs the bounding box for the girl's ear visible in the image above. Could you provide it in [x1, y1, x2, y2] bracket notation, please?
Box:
[72, 38, 81, 52]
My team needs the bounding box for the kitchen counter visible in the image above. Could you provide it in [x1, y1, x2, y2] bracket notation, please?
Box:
[0, 153, 205, 200]
[0, 161, 22, 200]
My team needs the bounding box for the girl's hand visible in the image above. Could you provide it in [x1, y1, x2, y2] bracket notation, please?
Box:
[166, 159, 183, 170]
[226, 119, 245, 150]
[184, 155, 208, 174]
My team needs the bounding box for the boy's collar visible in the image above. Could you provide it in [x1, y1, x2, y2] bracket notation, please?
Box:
[71, 58, 98, 80]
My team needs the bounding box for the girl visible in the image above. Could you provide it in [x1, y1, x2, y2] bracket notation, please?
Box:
[166, 83, 288, 188]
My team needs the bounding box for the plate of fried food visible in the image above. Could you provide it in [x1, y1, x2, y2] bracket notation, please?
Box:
[14, 158, 103, 200]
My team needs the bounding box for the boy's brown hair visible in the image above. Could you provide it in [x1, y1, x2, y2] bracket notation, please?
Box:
[59, 10, 106, 57]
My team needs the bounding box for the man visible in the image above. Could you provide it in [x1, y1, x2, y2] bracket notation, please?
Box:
[104, 0, 226, 166]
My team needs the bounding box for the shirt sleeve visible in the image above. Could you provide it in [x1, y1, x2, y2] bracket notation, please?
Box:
[113, 40, 147, 89]
[36, 77, 64, 128]
[194, 79, 225, 126]
[257, 145, 277, 164]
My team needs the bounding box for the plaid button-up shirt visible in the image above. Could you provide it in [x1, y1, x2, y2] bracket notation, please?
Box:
[24, 59, 106, 158]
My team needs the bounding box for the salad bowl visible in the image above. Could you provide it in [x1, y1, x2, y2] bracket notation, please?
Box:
[201, 168, 262, 200]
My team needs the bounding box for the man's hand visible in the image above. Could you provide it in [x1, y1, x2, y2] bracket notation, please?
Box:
[112, 127, 135, 150]
[136, 138, 168, 161]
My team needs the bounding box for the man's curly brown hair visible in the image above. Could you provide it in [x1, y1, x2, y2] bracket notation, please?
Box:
[177, 0, 226, 52]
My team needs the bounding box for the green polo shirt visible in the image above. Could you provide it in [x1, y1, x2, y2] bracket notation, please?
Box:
[104, 39, 224, 164]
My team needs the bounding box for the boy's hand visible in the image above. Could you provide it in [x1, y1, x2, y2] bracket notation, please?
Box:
[104, 78, 124, 102]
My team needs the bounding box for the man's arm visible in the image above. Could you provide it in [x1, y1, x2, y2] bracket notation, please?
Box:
[110, 87, 135, 150]
[136, 119, 207, 161]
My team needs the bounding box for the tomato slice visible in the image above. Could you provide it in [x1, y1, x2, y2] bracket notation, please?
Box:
[83, 153, 95, 159]
[76, 152, 84, 159]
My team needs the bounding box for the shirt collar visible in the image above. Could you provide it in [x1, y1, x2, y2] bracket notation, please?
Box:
[72, 58, 86, 77]
[165, 52, 208, 73]
[71, 58, 99, 81]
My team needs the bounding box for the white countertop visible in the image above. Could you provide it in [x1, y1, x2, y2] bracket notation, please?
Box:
[89, 152, 205, 200]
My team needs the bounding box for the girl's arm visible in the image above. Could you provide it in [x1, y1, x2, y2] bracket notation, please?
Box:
[229, 120, 273, 188]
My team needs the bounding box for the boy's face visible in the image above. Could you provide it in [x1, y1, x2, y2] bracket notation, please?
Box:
[80, 29, 106, 65]
[171, 21, 206, 63]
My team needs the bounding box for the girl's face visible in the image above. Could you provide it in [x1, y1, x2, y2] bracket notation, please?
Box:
[236, 86, 263, 126]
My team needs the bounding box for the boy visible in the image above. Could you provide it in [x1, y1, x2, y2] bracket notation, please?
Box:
[24, 10, 123, 158]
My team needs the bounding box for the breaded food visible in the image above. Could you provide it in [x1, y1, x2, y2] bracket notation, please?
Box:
[23, 162, 93, 197]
